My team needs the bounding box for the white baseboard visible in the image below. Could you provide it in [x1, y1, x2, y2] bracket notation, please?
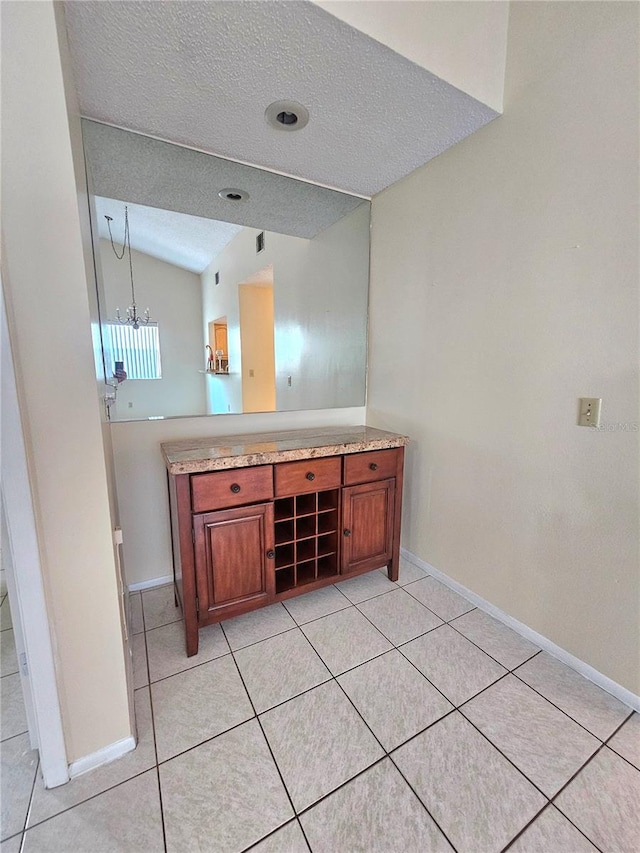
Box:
[128, 574, 173, 592]
[401, 547, 640, 713]
[68, 735, 136, 780]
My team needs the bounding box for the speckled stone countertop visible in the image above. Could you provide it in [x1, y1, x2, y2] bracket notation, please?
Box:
[161, 425, 408, 475]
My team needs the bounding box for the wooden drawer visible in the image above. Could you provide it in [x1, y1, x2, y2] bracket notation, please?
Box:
[274, 456, 342, 497]
[191, 466, 273, 513]
[343, 448, 400, 485]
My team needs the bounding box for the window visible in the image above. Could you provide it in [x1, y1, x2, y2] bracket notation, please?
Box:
[106, 322, 162, 380]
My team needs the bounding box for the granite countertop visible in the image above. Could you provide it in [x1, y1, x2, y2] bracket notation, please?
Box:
[161, 425, 408, 475]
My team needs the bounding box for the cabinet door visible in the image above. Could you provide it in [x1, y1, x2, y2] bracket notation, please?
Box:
[341, 479, 395, 575]
[194, 502, 275, 621]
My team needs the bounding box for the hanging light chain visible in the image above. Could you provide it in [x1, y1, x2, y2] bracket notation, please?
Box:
[105, 206, 151, 328]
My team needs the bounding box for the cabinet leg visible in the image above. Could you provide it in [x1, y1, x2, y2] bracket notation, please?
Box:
[185, 620, 199, 657]
[387, 558, 399, 583]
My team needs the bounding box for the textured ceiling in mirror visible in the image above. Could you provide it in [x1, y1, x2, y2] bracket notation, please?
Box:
[83, 121, 365, 239]
[95, 197, 242, 273]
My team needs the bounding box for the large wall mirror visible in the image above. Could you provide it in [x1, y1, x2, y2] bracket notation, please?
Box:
[83, 120, 370, 421]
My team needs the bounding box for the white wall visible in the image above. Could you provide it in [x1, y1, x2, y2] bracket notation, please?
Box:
[202, 203, 370, 414]
[315, 0, 508, 111]
[1, 1, 131, 762]
[367, 1, 639, 693]
[99, 241, 206, 419]
[112, 407, 366, 587]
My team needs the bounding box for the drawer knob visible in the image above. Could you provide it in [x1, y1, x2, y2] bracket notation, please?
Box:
[369, 462, 379, 471]
[306, 471, 316, 481]
[230, 483, 241, 494]
[266, 549, 276, 559]
[343, 528, 352, 537]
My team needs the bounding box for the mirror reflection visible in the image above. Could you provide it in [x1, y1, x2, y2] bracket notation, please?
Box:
[83, 121, 370, 421]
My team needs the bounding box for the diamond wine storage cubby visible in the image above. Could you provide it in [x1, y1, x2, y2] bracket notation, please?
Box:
[274, 489, 340, 594]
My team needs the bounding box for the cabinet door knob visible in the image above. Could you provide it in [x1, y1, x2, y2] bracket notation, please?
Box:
[230, 483, 241, 494]
[369, 462, 379, 471]
[343, 528, 352, 537]
[305, 471, 316, 481]
[266, 549, 275, 559]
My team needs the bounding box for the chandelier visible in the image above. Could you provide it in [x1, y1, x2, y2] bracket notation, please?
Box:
[105, 205, 152, 329]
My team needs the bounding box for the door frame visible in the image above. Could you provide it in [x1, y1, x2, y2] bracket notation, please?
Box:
[1, 279, 69, 787]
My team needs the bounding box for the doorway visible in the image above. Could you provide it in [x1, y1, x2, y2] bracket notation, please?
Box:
[238, 266, 276, 413]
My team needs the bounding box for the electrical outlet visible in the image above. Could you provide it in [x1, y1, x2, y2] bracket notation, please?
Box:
[578, 398, 602, 427]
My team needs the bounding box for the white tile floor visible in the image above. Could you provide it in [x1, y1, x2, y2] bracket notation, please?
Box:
[2, 561, 639, 852]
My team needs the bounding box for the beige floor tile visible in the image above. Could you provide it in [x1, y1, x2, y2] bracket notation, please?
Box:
[451, 609, 539, 670]
[0, 834, 22, 853]
[221, 602, 296, 651]
[509, 805, 598, 853]
[141, 584, 181, 630]
[404, 576, 474, 620]
[401, 623, 506, 705]
[515, 652, 632, 740]
[555, 747, 640, 853]
[1, 733, 37, 841]
[357, 587, 442, 645]
[132, 632, 148, 689]
[1, 673, 28, 741]
[282, 584, 350, 625]
[607, 711, 640, 769]
[393, 712, 546, 853]
[28, 688, 156, 827]
[337, 650, 453, 751]
[1, 630, 18, 677]
[0, 598, 13, 632]
[22, 770, 163, 853]
[336, 570, 396, 604]
[301, 759, 454, 853]
[128, 592, 144, 635]
[381, 557, 429, 586]
[161, 719, 293, 853]
[152, 654, 253, 761]
[234, 628, 331, 713]
[301, 607, 392, 675]
[260, 680, 384, 811]
[249, 820, 309, 853]
[146, 619, 229, 682]
[462, 675, 600, 796]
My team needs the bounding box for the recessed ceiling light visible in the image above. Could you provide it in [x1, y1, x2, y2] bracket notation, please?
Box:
[218, 188, 249, 202]
[265, 100, 310, 132]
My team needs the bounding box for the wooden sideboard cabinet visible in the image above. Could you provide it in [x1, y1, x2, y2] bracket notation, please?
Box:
[164, 429, 406, 656]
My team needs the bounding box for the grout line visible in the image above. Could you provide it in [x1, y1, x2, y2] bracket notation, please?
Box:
[500, 802, 604, 853]
[22, 766, 161, 835]
[1, 729, 30, 745]
[457, 710, 552, 802]
[141, 612, 168, 853]
[156, 717, 257, 768]
[155, 765, 168, 853]
[508, 669, 618, 743]
[241, 818, 309, 853]
[21, 754, 40, 843]
[225, 650, 302, 848]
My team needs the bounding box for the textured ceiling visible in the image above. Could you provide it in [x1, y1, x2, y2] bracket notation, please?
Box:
[84, 121, 366, 240]
[64, 0, 497, 197]
[95, 197, 242, 274]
